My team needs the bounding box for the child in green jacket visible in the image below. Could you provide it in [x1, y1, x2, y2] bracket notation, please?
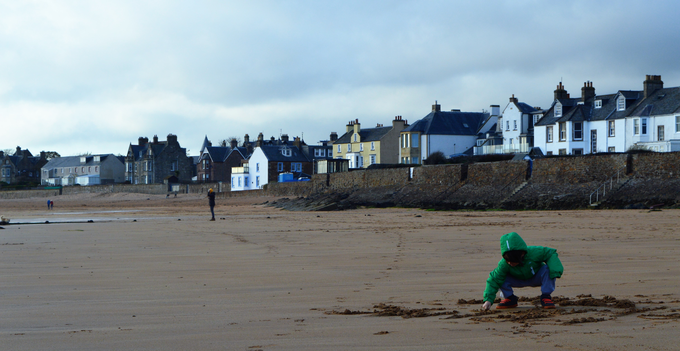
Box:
[481, 232, 563, 310]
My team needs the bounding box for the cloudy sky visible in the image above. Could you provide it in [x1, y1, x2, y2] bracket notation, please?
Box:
[2, 0, 680, 157]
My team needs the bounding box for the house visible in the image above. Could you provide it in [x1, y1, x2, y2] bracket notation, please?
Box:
[534, 75, 677, 155]
[401, 103, 492, 163]
[624, 76, 680, 152]
[0, 147, 48, 185]
[196, 136, 249, 184]
[231, 136, 314, 191]
[333, 117, 406, 168]
[125, 134, 194, 184]
[498, 96, 541, 154]
[41, 154, 125, 186]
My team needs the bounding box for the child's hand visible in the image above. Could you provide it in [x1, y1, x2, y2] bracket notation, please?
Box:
[481, 301, 491, 310]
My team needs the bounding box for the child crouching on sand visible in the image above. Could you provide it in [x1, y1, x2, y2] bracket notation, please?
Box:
[481, 232, 563, 310]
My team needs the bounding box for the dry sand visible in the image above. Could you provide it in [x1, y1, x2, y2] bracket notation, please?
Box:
[0, 193, 678, 350]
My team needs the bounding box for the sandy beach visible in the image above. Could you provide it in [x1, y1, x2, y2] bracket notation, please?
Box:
[1, 193, 678, 350]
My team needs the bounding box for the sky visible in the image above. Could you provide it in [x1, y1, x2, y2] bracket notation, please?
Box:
[3, 0, 680, 157]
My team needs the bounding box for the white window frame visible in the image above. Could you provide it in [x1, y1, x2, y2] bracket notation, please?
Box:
[608, 120, 615, 137]
[676, 116, 680, 133]
[555, 103, 562, 117]
[513, 120, 517, 131]
[595, 100, 602, 109]
[371, 142, 375, 150]
[547, 126, 553, 143]
[506, 121, 510, 131]
[360, 143, 364, 151]
[559, 122, 566, 141]
[347, 144, 351, 152]
[573, 122, 583, 141]
[337, 144, 341, 153]
[369, 154, 376, 165]
[634, 118, 640, 135]
[641, 118, 648, 135]
[617, 96, 626, 111]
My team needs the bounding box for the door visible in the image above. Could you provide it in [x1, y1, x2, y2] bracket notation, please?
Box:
[591, 130, 597, 153]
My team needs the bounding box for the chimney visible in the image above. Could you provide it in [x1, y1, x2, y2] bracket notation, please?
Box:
[0, 151, 4, 158]
[644, 75, 663, 98]
[230, 139, 238, 149]
[167, 134, 178, 145]
[40, 151, 46, 159]
[353, 119, 360, 135]
[16, 146, 21, 155]
[330, 132, 338, 142]
[281, 134, 289, 144]
[346, 121, 354, 133]
[243, 134, 250, 146]
[293, 136, 302, 149]
[432, 101, 441, 112]
[509, 94, 518, 103]
[392, 115, 406, 131]
[153, 135, 159, 144]
[138, 137, 148, 146]
[490, 105, 500, 116]
[581, 81, 596, 102]
[256, 132, 264, 147]
[554, 82, 569, 100]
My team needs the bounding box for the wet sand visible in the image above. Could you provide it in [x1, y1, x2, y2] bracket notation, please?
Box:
[1, 193, 679, 350]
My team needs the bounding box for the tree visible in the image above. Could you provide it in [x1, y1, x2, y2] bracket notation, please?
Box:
[423, 151, 448, 165]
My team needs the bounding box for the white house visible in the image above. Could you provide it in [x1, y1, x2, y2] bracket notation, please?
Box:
[41, 154, 125, 186]
[499, 95, 539, 154]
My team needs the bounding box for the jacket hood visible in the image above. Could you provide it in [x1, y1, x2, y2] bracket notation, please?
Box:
[500, 232, 528, 256]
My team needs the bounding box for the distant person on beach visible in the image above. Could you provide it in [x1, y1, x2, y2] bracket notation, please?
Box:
[50, 200, 54, 210]
[207, 188, 216, 221]
[47, 200, 53, 210]
[481, 232, 563, 310]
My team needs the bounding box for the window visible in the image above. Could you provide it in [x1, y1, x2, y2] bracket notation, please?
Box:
[608, 121, 615, 137]
[347, 144, 351, 152]
[658, 125, 665, 141]
[617, 96, 625, 111]
[282, 148, 291, 157]
[256, 163, 260, 172]
[353, 134, 357, 142]
[595, 100, 602, 109]
[573, 148, 584, 155]
[555, 103, 562, 117]
[244, 176, 248, 186]
[370, 142, 375, 150]
[314, 149, 325, 157]
[533, 115, 540, 125]
[513, 120, 518, 130]
[546, 126, 553, 142]
[641, 118, 648, 135]
[148, 162, 152, 171]
[360, 143, 364, 151]
[411, 135, 418, 148]
[337, 145, 341, 153]
[277, 162, 283, 171]
[256, 176, 260, 187]
[231, 177, 235, 187]
[559, 149, 567, 155]
[634, 119, 640, 135]
[676, 116, 680, 133]
[591, 130, 597, 153]
[608, 147, 615, 152]
[559, 123, 566, 141]
[413, 157, 419, 164]
[238, 177, 241, 187]
[506, 121, 510, 131]
[370, 154, 376, 165]
[547, 151, 553, 156]
[573, 122, 583, 140]
[171, 161, 178, 171]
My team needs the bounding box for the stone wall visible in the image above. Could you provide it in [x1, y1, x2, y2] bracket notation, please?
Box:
[631, 152, 680, 179]
[532, 154, 627, 184]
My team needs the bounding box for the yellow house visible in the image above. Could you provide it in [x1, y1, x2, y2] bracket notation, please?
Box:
[333, 117, 406, 168]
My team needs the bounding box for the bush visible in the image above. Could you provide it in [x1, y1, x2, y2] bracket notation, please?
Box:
[423, 151, 448, 165]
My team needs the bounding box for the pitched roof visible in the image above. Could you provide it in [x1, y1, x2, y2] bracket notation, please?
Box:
[403, 110, 487, 135]
[42, 155, 120, 170]
[335, 126, 393, 144]
[257, 145, 310, 162]
[628, 87, 680, 117]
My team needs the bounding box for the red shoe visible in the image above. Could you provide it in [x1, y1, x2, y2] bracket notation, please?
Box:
[541, 296, 556, 309]
[496, 295, 518, 309]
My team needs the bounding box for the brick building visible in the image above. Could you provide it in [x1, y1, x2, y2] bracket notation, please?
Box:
[125, 134, 194, 184]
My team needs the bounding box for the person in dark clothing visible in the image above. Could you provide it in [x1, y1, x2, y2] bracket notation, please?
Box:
[207, 188, 216, 221]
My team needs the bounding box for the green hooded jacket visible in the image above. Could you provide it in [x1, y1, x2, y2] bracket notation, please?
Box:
[483, 232, 563, 304]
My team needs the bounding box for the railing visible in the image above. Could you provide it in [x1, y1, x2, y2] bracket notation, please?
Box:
[589, 166, 626, 205]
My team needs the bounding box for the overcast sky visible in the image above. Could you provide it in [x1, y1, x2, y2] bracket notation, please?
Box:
[2, 0, 680, 157]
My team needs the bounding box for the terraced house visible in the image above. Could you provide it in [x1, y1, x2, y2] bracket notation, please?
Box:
[0, 147, 48, 185]
[125, 134, 194, 184]
[41, 154, 125, 186]
[334, 117, 406, 168]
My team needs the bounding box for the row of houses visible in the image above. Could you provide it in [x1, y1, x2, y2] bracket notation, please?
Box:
[4, 74, 678, 191]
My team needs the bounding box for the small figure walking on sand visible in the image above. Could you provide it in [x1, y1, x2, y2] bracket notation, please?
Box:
[47, 199, 53, 210]
[207, 188, 216, 221]
[481, 232, 563, 310]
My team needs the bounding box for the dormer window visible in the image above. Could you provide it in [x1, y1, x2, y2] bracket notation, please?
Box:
[281, 147, 291, 157]
[595, 100, 602, 109]
[555, 103, 562, 117]
[617, 96, 626, 111]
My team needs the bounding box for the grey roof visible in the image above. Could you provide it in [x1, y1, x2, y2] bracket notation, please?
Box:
[335, 126, 393, 144]
[42, 154, 120, 170]
[402, 110, 488, 135]
[628, 87, 680, 117]
[515, 102, 537, 114]
[257, 145, 310, 162]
